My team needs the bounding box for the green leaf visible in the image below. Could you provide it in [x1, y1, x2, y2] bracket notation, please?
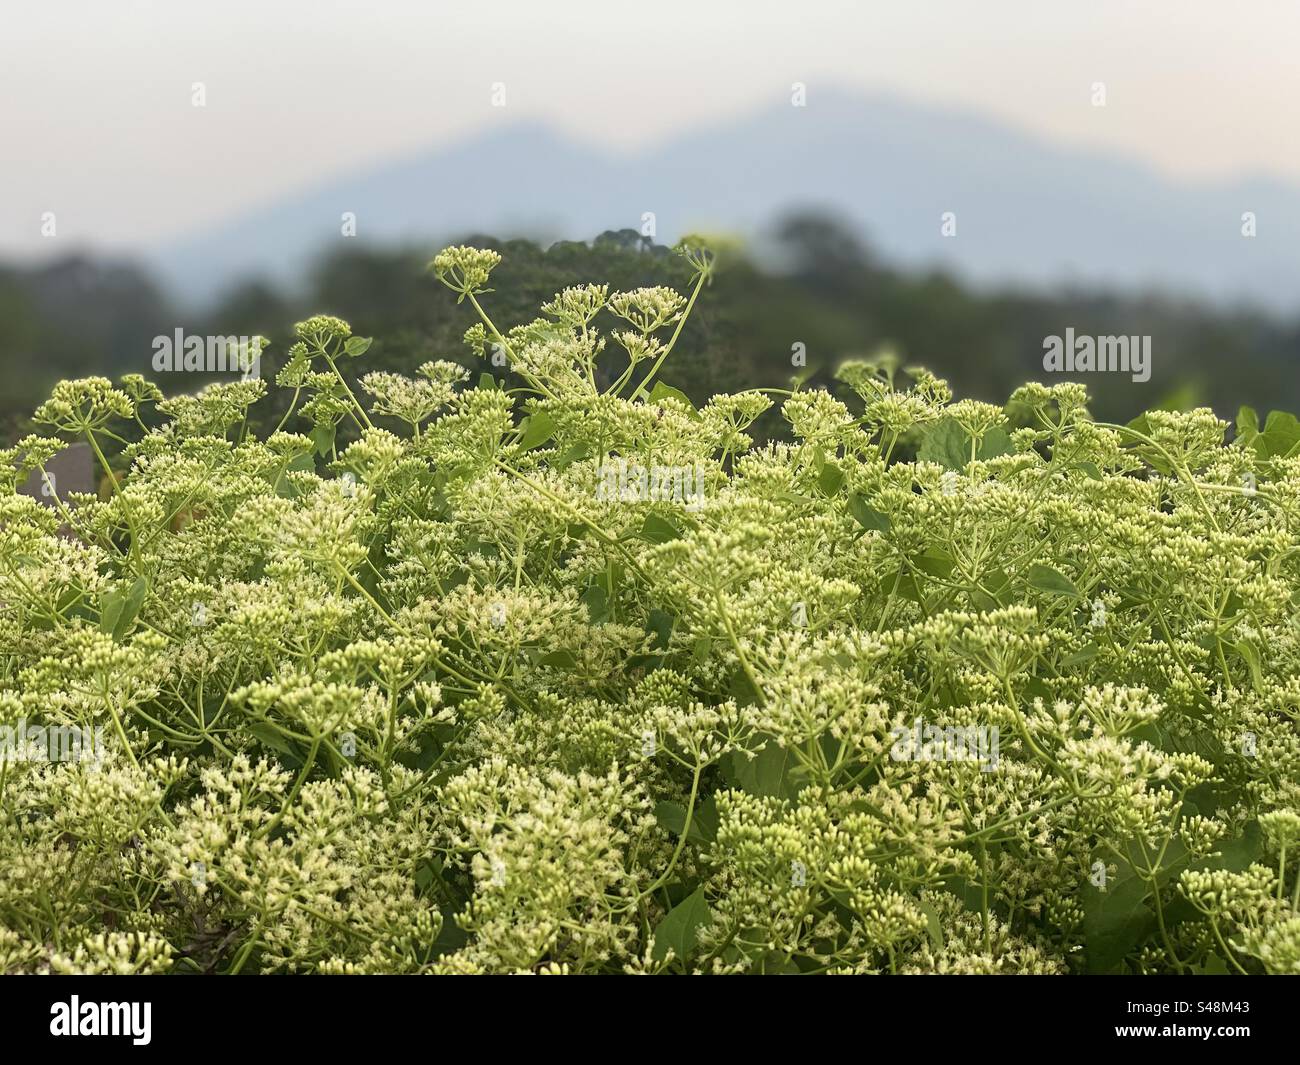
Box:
[654, 796, 718, 844]
[580, 583, 608, 622]
[638, 513, 681, 544]
[846, 493, 890, 533]
[1234, 639, 1263, 689]
[755, 951, 801, 975]
[918, 898, 944, 952]
[889, 568, 922, 604]
[271, 450, 318, 500]
[1258, 410, 1300, 459]
[1235, 405, 1259, 444]
[913, 549, 954, 578]
[246, 721, 295, 756]
[646, 609, 675, 651]
[1082, 861, 1155, 973]
[343, 336, 372, 357]
[1211, 820, 1264, 872]
[817, 460, 845, 497]
[119, 577, 148, 634]
[1083, 838, 1190, 973]
[728, 740, 796, 798]
[727, 669, 761, 705]
[535, 649, 577, 669]
[651, 886, 711, 964]
[428, 905, 471, 959]
[1121, 413, 1178, 474]
[554, 441, 592, 468]
[99, 590, 125, 636]
[414, 861, 437, 893]
[916, 418, 1009, 468]
[917, 416, 969, 470]
[287, 451, 317, 475]
[647, 381, 699, 417]
[102, 577, 148, 640]
[1060, 643, 1100, 667]
[1027, 563, 1079, 598]
[518, 412, 556, 451]
[308, 423, 336, 458]
[982, 568, 1012, 599]
[977, 426, 1014, 460]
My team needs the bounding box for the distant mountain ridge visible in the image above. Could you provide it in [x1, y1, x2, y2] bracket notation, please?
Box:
[151, 89, 1300, 312]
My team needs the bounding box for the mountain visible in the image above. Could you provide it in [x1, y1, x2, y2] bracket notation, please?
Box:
[151, 89, 1300, 312]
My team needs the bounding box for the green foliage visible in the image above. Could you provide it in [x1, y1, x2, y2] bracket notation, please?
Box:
[2, 245, 1299, 975]
[11, 216, 1300, 448]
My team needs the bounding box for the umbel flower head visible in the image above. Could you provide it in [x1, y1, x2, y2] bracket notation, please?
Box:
[430, 245, 503, 302]
[33, 377, 135, 435]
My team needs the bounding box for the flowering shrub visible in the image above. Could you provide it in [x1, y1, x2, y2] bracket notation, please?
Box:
[2, 240, 1299, 975]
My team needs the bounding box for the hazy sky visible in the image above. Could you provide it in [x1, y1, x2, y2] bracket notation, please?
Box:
[2, 0, 1297, 255]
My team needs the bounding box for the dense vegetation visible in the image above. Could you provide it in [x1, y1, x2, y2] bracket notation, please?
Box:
[5, 215, 1300, 446]
[1, 241, 1298, 974]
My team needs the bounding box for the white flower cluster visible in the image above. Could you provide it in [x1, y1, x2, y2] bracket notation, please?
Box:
[1, 244, 1298, 975]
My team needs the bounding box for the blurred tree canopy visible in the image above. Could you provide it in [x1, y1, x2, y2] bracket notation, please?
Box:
[3, 212, 1298, 447]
